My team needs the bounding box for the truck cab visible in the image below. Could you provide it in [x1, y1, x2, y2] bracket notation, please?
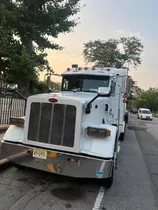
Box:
[1, 66, 130, 188]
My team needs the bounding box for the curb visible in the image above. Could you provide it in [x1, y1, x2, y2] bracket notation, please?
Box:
[0, 158, 12, 170]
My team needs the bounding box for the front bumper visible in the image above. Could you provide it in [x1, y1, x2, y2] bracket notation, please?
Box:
[142, 116, 152, 120]
[0, 141, 113, 179]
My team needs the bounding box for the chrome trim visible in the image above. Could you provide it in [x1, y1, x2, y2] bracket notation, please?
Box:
[61, 104, 67, 145]
[1, 142, 113, 179]
[36, 103, 42, 141]
[48, 104, 54, 144]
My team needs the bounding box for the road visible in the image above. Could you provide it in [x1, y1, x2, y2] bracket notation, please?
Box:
[128, 114, 158, 209]
[0, 115, 157, 210]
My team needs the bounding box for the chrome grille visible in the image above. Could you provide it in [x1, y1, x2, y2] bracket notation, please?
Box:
[28, 103, 76, 148]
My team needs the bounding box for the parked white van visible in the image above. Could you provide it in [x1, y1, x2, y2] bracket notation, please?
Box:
[137, 108, 153, 120]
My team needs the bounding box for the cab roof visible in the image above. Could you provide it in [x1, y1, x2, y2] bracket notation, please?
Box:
[63, 67, 128, 77]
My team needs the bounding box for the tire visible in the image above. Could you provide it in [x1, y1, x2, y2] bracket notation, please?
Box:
[125, 116, 128, 124]
[119, 132, 125, 141]
[119, 121, 126, 142]
[100, 166, 114, 189]
[124, 113, 128, 124]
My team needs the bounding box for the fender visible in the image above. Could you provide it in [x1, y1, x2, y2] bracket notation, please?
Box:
[80, 124, 118, 159]
[2, 125, 24, 143]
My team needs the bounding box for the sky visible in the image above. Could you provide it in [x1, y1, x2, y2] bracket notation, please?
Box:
[41, 0, 158, 90]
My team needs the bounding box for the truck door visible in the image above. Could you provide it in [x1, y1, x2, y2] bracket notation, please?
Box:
[107, 80, 116, 123]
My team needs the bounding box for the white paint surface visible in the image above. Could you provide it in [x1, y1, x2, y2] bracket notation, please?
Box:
[92, 187, 105, 210]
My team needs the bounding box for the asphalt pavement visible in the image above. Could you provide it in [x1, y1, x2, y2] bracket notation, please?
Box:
[128, 114, 158, 209]
[0, 116, 157, 210]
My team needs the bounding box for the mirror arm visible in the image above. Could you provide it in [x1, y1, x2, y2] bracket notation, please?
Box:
[85, 93, 110, 114]
[14, 89, 27, 101]
[85, 95, 99, 114]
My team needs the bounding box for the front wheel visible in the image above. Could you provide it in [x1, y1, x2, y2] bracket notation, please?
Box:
[100, 166, 114, 189]
[119, 132, 125, 141]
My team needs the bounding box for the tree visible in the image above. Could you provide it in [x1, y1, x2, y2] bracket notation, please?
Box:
[0, 0, 81, 96]
[28, 79, 61, 94]
[132, 88, 158, 113]
[127, 79, 142, 109]
[83, 37, 143, 69]
[31, 80, 49, 94]
[49, 81, 61, 92]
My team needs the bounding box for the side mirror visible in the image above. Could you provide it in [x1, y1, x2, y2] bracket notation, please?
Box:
[126, 76, 132, 96]
[98, 87, 111, 96]
[85, 87, 111, 114]
[7, 84, 18, 91]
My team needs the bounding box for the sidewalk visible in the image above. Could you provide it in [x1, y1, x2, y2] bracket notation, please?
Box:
[0, 126, 10, 170]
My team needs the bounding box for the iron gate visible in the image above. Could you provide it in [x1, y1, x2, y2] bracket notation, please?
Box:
[0, 79, 26, 124]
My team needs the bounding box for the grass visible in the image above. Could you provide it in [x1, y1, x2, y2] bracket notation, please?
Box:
[153, 113, 158, 118]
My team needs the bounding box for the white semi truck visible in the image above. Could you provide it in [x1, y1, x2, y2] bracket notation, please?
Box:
[1, 66, 131, 188]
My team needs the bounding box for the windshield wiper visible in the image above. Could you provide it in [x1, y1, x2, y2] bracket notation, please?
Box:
[71, 88, 81, 92]
[84, 90, 97, 93]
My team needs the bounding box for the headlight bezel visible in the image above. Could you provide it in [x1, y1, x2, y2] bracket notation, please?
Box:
[87, 127, 111, 139]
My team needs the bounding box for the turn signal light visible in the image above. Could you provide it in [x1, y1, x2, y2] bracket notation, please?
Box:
[123, 98, 127, 103]
[87, 127, 111, 138]
[49, 98, 58, 103]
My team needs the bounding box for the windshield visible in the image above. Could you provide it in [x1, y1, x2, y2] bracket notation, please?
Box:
[142, 110, 151, 114]
[61, 75, 110, 92]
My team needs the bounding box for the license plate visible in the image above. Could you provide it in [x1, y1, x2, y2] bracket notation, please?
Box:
[33, 149, 47, 159]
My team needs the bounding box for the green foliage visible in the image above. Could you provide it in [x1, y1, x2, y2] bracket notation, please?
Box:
[127, 78, 142, 109]
[32, 80, 49, 94]
[30, 80, 61, 94]
[0, 0, 81, 96]
[49, 81, 61, 92]
[83, 37, 143, 68]
[132, 88, 158, 113]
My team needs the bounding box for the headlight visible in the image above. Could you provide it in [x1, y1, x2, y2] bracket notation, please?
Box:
[87, 127, 111, 138]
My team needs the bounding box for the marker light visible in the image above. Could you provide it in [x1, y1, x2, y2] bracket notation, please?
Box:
[78, 67, 82, 70]
[67, 68, 70, 71]
[107, 68, 110, 71]
[49, 98, 58, 103]
[123, 98, 127, 103]
[84, 67, 88, 70]
[92, 67, 96, 70]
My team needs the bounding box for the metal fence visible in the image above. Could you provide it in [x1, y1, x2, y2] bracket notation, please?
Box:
[0, 79, 27, 124]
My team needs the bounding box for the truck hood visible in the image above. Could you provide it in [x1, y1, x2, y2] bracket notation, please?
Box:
[28, 92, 101, 104]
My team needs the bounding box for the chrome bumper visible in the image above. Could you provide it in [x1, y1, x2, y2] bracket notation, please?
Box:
[0, 142, 113, 179]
